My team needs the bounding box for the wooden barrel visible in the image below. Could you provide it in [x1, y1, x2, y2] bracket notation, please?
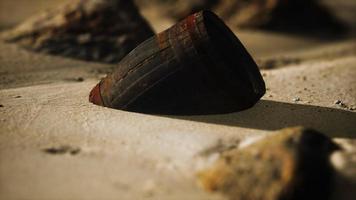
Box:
[89, 10, 266, 115]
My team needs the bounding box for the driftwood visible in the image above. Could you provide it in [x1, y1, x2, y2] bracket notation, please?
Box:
[90, 11, 265, 115]
[1, 0, 154, 63]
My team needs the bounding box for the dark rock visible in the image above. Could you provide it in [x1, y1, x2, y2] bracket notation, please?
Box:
[198, 127, 340, 200]
[138, 0, 219, 20]
[1, 0, 154, 63]
[89, 11, 265, 115]
[215, 0, 348, 36]
[138, 0, 348, 36]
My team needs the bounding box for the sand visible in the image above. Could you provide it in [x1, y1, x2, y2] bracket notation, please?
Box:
[0, 0, 356, 199]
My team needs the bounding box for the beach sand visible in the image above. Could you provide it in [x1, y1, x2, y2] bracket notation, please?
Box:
[0, 0, 355, 199]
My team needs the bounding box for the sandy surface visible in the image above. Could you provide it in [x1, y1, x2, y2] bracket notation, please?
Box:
[1, 39, 355, 199]
[0, 1, 356, 199]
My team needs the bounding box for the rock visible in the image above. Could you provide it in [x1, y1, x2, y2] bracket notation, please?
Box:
[334, 100, 342, 105]
[89, 11, 266, 115]
[198, 127, 340, 200]
[136, 0, 219, 20]
[1, 0, 154, 63]
[293, 97, 301, 102]
[215, 0, 347, 35]
[139, 0, 347, 36]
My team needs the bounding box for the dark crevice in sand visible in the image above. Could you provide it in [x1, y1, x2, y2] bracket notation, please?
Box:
[43, 145, 81, 155]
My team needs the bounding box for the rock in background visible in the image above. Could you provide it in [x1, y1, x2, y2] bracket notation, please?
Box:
[136, 0, 219, 20]
[1, 0, 154, 63]
[136, 0, 347, 36]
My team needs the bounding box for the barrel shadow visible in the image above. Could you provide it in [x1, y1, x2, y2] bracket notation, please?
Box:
[168, 100, 356, 138]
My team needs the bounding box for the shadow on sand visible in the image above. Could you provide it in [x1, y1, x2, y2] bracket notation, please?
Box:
[168, 100, 356, 138]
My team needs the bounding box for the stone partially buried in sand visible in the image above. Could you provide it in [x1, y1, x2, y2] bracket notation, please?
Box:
[1, 0, 154, 63]
[198, 127, 340, 200]
[89, 11, 265, 115]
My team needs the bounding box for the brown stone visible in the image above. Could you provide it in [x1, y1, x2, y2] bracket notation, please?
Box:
[198, 127, 340, 200]
[1, 0, 154, 63]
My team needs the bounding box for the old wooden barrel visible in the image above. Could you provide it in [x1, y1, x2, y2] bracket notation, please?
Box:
[89, 10, 266, 115]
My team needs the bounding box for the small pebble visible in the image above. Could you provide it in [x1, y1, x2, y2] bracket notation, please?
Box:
[15, 95, 21, 98]
[293, 97, 300, 102]
[334, 100, 342, 105]
[0, 104, 4, 107]
[334, 100, 349, 109]
[76, 77, 84, 82]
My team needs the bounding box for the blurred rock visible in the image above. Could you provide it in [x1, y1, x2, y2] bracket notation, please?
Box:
[136, 0, 218, 20]
[216, 0, 348, 36]
[138, 0, 348, 36]
[1, 0, 154, 63]
[331, 139, 356, 200]
[198, 127, 340, 200]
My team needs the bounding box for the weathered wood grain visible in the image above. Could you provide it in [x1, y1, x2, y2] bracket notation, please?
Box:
[90, 11, 265, 115]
